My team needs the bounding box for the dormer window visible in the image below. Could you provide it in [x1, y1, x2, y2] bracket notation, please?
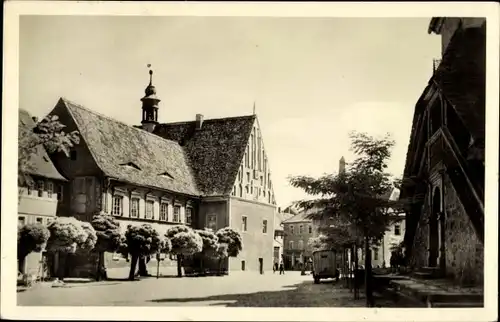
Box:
[158, 171, 174, 179]
[119, 162, 141, 170]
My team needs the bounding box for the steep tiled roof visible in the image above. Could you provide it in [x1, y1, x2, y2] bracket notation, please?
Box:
[61, 99, 200, 196]
[154, 115, 256, 196]
[433, 23, 485, 141]
[283, 211, 312, 224]
[18, 109, 66, 181]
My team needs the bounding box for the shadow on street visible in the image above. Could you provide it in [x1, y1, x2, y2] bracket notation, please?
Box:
[149, 280, 366, 307]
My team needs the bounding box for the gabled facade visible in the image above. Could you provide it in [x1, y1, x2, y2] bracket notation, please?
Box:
[154, 112, 277, 272]
[401, 18, 485, 286]
[43, 69, 278, 275]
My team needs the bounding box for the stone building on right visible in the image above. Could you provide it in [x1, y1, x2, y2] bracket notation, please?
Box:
[401, 17, 485, 286]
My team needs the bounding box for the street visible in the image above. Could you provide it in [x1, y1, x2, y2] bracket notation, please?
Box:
[18, 271, 377, 307]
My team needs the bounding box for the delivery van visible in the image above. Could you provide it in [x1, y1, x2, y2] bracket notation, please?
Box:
[312, 249, 340, 284]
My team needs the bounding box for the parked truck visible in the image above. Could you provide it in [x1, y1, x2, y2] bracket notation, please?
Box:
[312, 249, 340, 284]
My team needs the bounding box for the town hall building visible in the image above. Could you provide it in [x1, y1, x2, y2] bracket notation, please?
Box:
[44, 68, 277, 275]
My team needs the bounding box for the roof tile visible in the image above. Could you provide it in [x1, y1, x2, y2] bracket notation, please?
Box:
[61, 99, 200, 196]
[154, 115, 255, 196]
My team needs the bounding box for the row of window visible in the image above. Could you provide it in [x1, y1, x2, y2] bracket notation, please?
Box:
[111, 195, 192, 224]
[24, 180, 64, 201]
[288, 240, 306, 250]
[18, 215, 53, 226]
[240, 216, 268, 234]
[231, 184, 273, 203]
[288, 224, 313, 235]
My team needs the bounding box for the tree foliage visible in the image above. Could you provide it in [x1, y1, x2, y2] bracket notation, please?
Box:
[18, 223, 50, 258]
[215, 243, 229, 259]
[167, 226, 203, 256]
[121, 224, 162, 257]
[18, 114, 79, 187]
[195, 228, 219, 257]
[159, 237, 171, 254]
[289, 131, 403, 306]
[91, 211, 122, 253]
[290, 131, 401, 243]
[46, 217, 97, 254]
[215, 227, 243, 257]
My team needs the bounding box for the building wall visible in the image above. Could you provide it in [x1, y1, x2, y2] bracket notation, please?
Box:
[229, 197, 275, 272]
[438, 18, 485, 56]
[409, 171, 483, 286]
[442, 174, 483, 286]
[98, 181, 198, 226]
[18, 178, 62, 225]
[283, 220, 314, 268]
[18, 177, 66, 277]
[380, 218, 406, 268]
[439, 18, 462, 55]
[198, 199, 229, 231]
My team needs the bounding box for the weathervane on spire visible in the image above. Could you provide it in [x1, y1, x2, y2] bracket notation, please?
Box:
[147, 63, 153, 85]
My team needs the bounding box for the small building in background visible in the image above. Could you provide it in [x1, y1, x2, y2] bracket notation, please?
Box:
[282, 211, 314, 270]
[273, 207, 295, 266]
[17, 109, 68, 277]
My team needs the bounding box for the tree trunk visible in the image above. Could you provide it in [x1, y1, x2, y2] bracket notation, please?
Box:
[218, 258, 223, 275]
[364, 236, 374, 307]
[200, 254, 204, 276]
[57, 252, 67, 280]
[95, 251, 105, 281]
[128, 254, 139, 281]
[138, 256, 148, 276]
[177, 254, 183, 277]
[354, 244, 359, 299]
[18, 250, 28, 275]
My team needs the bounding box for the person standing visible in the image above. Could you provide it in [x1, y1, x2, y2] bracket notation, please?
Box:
[279, 260, 285, 275]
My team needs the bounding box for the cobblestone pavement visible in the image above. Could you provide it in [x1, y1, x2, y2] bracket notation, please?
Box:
[17, 271, 398, 307]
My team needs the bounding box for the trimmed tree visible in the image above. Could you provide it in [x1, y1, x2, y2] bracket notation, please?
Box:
[195, 228, 219, 275]
[90, 212, 122, 281]
[214, 243, 229, 275]
[18, 114, 79, 200]
[46, 217, 97, 280]
[166, 225, 203, 277]
[290, 131, 402, 307]
[17, 223, 50, 275]
[120, 224, 162, 280]
[215, 227, 243, 274]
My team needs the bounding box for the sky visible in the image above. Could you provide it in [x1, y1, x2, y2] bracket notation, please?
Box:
[19, 16, 441, 208]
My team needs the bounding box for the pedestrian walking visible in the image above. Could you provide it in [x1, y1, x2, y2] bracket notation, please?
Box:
[273, 262, 278, 273]
[279, 261, 285, 275]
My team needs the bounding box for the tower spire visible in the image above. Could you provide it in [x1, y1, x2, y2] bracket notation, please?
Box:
[339, 156, 346, 174]
[253, 101, 256, 115]
[141, 64, 161, 132]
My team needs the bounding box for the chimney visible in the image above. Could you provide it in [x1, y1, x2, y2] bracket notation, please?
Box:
[339, 156, 346, 174]
[32, 116, 39, 123]
[196, 114, 204, 130]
